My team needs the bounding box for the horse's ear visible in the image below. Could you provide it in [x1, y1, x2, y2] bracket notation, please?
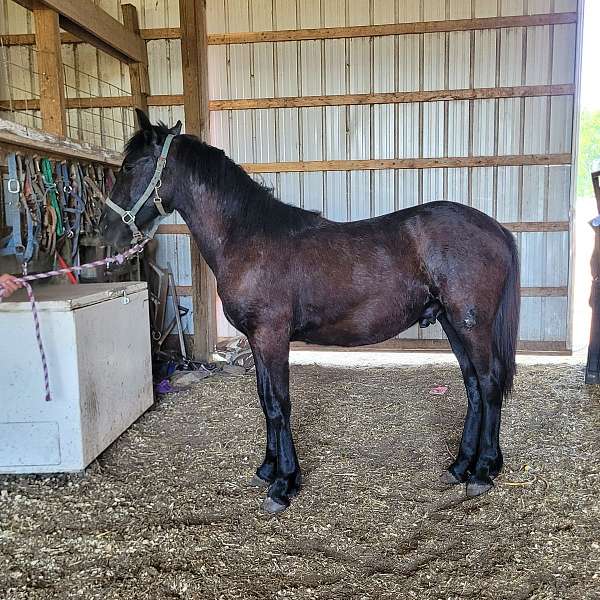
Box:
[135, 108, 153, 132]
[171, 120, 183, 135]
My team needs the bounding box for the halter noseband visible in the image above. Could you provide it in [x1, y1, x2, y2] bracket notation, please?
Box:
[105, 133, 176, 243]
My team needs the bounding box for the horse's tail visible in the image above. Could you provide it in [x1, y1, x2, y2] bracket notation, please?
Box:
[492, 228, 520, 398]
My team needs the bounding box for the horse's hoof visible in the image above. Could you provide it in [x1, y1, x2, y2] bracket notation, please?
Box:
[248, 474, 270, 488]
[262, 497, 288, 514]
[440, 470, 461, 485]
[466, 481, 493, 498]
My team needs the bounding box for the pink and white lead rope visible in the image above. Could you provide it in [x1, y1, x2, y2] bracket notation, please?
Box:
[0, 239, 149, 402]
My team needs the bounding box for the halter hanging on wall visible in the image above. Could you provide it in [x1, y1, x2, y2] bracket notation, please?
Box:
[1, 150, 119, 277]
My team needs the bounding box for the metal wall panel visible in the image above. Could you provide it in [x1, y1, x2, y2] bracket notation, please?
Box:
[204, 0, 575, 340]
[2, 0, 579, 349]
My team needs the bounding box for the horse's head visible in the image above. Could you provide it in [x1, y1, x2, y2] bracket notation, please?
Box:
[99, 109, 182, 249]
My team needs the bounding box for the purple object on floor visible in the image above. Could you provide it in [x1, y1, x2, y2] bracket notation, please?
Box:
[156, 379, 174, 394]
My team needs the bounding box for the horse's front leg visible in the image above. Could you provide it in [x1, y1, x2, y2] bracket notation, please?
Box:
[249, 393, 277, 486]
[249, 333, 302, 513]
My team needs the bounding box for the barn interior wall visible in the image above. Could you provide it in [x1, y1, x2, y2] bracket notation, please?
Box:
[0, 0, 581, 349]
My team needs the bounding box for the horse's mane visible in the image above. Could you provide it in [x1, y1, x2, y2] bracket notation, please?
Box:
[125, 124, 324, 236]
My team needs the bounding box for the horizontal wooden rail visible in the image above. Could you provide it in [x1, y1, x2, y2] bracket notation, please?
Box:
[506, 221, 569, 232]
[210, 84, 575, 110]
[0, 97, 131, 110]
[0, 84, 574, 113]
[0, 84, 574, 112]
[157, 222, 569, 235]
[192, 285, 563, 298]
[242, 154, 571, 173]
[174, 285, 566, 298]
[207, 12, 577, 45]
[0, 12, 577, 48]
[0, 117, 122, 167]
[291, 339, 569, 354]
[521, 287, 568, 296]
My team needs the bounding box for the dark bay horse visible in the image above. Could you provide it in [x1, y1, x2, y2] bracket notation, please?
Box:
[100, 111, 520, 514]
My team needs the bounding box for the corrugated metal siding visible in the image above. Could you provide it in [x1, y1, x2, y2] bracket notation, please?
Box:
[206, 0, 579, 346]
[1, 0, 580, 349]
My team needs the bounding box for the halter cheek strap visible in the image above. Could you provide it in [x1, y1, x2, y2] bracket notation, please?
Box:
[105, 133, 175, 242]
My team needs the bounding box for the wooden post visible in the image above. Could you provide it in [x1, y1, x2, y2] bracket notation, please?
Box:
[586, 170, 600, 383]
[33, 6, 67, 136]
[178, 0, 217, 361]
[122, 4, 149, 113]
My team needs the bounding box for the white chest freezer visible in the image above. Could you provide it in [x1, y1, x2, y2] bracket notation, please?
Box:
[0, 282, 153, 473]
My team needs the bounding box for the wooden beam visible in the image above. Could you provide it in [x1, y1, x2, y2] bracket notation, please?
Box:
[11, 0, 146, 63]
[0, 33, 37, 45]
[242, 154, 572, 173]
[520, 287, 568, 297]
[179, 0, 217, 362]
[157, 222, 569, 235]
[0, 12, 577, 48]
[0, 97, 131, 111]
[122, 4, 149, 113]
[1, 84, 575, 112]
[290, 339, 569, 354]
[173, 284, 564, 298]
[149, 94, 184, 107]
[210, 85, 575, 110]
[33, 6, 67, 136]
[0, 30, 161, 46]
[208, 12, 577, 45]
[141, 27, 181, 41]
[506, 221, 569, 232]
[0, 117, 122, 166]
[157, 224, 190, 234]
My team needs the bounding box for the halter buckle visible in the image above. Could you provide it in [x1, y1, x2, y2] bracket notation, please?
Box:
[122, 211, 135, 225]
[7, 179, 20, 194]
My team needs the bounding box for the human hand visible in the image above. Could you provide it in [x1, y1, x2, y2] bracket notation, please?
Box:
[0, 274, 22, 298]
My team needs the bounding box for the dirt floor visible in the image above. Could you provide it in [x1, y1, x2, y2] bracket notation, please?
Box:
[1, 362, 600, 600]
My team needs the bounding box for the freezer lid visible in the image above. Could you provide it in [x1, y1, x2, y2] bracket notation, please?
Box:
[0, 282, 147, 312]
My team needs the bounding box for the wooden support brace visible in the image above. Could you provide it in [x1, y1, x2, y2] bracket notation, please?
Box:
[122, 4, 149, 114]
[33, 6, 67, 137]
[12, 0, 146, 63]
[178, 0, 217, 361]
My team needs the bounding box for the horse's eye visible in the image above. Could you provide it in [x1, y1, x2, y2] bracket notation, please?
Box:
[121, 164, 133, 174]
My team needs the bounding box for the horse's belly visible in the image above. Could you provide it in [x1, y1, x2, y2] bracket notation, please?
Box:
[292, 299, 424, 347]
[295, 325, 401, 347]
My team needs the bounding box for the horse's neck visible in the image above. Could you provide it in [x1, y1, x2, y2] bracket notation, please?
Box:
[175, 184, 242, 277]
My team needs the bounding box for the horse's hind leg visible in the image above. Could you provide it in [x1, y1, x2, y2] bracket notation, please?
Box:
[438, 313, 482, 484]
[466, 362, 504, 497]
[441, 312, 504, 497]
